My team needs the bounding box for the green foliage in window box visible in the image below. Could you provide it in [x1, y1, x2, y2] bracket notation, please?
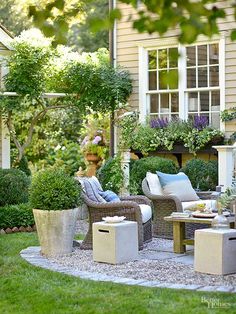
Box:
[30, 169, 81, 211]
[181, 158, 218, 191]
[130, 157, 178, 194]
[0, 203, 34, 229]
[97, 156, 124, 194]
[119, 114, 224, 155]
[220, 107, 236, 122]
[0, 169, 31, 206]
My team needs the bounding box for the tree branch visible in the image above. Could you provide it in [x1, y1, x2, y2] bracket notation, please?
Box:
[7, 103, 73, 162]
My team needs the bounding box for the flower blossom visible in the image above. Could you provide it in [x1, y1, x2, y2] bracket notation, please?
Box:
[92, 136, 102, 145]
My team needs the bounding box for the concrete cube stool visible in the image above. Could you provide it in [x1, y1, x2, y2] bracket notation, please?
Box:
[93, 221, 138, 264]
[194, 228, 236, 275]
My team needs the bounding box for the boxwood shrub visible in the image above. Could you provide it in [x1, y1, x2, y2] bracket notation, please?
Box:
[30, 168, 82, 211]
[0, 168, 30, 206]
[0, 203, 34, 229]
[181, 158, 218, 191]
[97, 156, 124, 194]
[130, 156, 178, 194]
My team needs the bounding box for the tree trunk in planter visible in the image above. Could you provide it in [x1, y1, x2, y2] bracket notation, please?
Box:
[33, 208, 79, 257]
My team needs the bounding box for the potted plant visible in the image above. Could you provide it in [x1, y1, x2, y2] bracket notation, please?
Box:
[30, 168, 81, 257]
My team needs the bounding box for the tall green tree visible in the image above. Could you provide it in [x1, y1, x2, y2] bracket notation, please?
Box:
[0, 29, 132, 163]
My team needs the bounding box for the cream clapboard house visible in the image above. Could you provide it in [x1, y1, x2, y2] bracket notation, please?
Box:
[0, 24, 13, 168]
[114, 1, 236, 188]
[114, 1, 236, 135]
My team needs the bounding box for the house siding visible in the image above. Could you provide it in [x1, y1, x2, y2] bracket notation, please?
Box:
[116, 1, 236, 137]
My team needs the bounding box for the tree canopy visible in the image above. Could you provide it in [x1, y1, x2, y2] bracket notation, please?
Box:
[0, 29, 132, 162]
[0, 0, 108, 51]
[28, 0, 235, 45]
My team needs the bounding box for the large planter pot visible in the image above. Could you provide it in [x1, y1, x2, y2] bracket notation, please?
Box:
[33, 208, 79, 257]
[85, 153, 100, 162]
[85, 153, 101, 176]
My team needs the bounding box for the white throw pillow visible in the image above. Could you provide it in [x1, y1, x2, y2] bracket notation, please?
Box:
[146, 172, 163, 195]
[157, 171, 199, 202]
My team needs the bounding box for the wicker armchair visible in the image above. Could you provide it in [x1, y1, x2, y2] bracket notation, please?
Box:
[80, 193, 152, 251]
[142, 178, 217, 239]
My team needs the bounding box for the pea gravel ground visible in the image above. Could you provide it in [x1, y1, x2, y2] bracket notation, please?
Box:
[48, 219, 236, 287]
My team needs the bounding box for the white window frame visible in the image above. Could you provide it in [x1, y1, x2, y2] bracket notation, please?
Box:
[138, 35, 225, 130]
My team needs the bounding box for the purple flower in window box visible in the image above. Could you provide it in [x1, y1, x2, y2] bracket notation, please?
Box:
[193, 115, 209, 130]
[150, 117, 169, 129]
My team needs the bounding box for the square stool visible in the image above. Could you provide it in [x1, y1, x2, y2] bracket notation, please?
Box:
[93, 221, 138, 264]
[194, 228, 236, 275]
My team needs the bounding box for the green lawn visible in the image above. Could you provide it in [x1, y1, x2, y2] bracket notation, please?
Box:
[0, 233, 235, 314]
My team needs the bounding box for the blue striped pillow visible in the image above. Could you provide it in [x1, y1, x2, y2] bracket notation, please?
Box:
[99, 190, 120, 202]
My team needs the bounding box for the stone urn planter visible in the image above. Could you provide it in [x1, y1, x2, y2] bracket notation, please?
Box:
[30, 169, 81, 257]
[33, 208, 79, 256]
[85, 153, 101, 176]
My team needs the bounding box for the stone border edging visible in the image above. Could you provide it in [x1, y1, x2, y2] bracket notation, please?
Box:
[20, 246, 236, 293]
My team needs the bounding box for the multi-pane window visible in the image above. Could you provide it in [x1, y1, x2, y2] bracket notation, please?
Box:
[148, 48, 179, 119]
[186, 43, 220, 128]
[146, 42, 220, 128]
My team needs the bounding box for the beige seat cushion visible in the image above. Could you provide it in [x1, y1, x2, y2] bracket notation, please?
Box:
[139, 204, 152, 223]
[182, 199, 216, 212]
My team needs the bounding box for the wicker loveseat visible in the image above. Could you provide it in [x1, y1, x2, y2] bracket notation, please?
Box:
[142, 177, 217, 239]
[77, 177, 152, 250]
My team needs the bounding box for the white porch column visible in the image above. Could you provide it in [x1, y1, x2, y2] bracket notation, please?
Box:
[120, 149, 130, 196]
[1, 118, 10, 168]
[213, 145, 235, 191]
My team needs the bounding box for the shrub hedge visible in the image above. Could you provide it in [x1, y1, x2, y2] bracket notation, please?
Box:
[130, 156, 178, 194]
[0, 168, 30, 206]
[0, 203, 34, 229]
[181, 158, 218, 191]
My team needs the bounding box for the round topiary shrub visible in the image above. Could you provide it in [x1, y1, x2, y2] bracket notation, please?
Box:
[97, 156, 123, 194]
[181, 158, 218, 191]
[29, 168, 81, 210]
[0, 168, 31, 206]
[130, 156, 178, 194]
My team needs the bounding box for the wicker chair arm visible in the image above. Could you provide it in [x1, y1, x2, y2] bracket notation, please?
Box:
[197, 191, 220, 200]
[120, 195, 152, 206]
[142, 178, 182, 211]
[82, 193, 142, 211]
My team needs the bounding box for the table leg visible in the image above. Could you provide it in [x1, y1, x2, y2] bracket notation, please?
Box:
[173, 221, 186, 254]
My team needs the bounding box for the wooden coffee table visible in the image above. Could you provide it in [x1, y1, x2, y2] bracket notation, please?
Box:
[164, 215, 235, 254]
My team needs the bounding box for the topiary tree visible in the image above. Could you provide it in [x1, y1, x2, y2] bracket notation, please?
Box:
[130, 156, 178, 194]
[0, 168, 31, 206]
[29, 168, 81, 211]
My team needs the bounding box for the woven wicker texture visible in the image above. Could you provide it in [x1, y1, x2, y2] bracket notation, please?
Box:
[142, 178, 216, 239]
[79, 192, 152, 251]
